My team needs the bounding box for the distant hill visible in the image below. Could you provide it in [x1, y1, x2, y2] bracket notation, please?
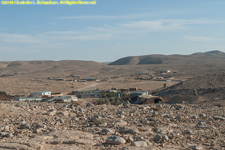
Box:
[109, 50, 225, 65]
[191, 50, 225, 57]
[0, 60, 162, 78]
[0, 60, 110, 78]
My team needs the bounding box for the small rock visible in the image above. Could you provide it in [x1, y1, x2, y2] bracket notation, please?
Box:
[191, 115, 198, 119]
[213, 115, 225, 120]
[199, 113, 207, 118]
[190, 145, 203, 150]
[174, 104, 184, 110]
[197, 121, 210, 128]
[3, 126, 10, 132]
[138, 127, 150, 132]
[120, 115, 125, 119]
[35, 124, 46, 129]
[101, 128, 115, 135]
[114, 120, 127, 127]
[19, 124, 30, 129]
[151, 112, 159, 117]
[86, 103, 94, 107]
[121, 127, 140, 134]
[0, 132, 9, 137]
[183, 129, 192, 134]
[163, 114, 170, 118]
[48, 109, 56, 116]
[99, 122, 107, 127]
[91, 115, 103, 125]
[125, 135, 134, 143]
[153, 134, 169, 143]
[106, 136, 126, 145]
[118, 111, 125, 115]
[20, 120, 26, 125]
[0, 132, 13, 138]
[59, 119, 64, 123]
[175, 115, 182, 121]
[131, 141, 148, 147]
[35, 128, 43, 133]
[140, 119, 149, 125]
[152, 127, 162, 133]
[58, 111, 70, 116]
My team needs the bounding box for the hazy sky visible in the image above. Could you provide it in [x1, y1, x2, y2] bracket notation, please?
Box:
[0, 0, 225, 62]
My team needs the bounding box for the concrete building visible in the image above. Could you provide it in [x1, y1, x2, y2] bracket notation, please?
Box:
[51, 92, 62, 97]
[54, 96, 78, 103]
[160, 70, 171, 74]
[46, 96, 78, 103]
[84, 77, 96, 81]
[71, 90, 102, 98]
[30, 91, 51, 97]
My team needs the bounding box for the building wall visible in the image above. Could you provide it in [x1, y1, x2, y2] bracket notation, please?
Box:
[30, 91, 51, 97]
[14, 97, 42, 101]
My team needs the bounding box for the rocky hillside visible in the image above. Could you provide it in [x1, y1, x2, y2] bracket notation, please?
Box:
[155, 73, 225, 104]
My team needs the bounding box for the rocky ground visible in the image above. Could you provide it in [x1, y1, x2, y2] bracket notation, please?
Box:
[0, 101, 224, 150]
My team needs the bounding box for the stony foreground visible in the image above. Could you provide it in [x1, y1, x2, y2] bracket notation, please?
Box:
[0, 101, 224, 150]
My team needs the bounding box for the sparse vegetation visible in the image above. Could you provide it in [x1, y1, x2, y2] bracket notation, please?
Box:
[101, 91, 125, 99]
[0, 91, 7, 95]
[95, 97, 122, 105]
[95, 91, 126, 105]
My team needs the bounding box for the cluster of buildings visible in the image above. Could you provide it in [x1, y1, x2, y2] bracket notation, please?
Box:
[14, 70, 169, 104]
[47, 75, 99, 82]
[14, 91, 78, 103]
[14, 88, 164, 104]
[69, 88, 164, 104]
[70, 90, 102, 98]
[135, 70, 180, 82]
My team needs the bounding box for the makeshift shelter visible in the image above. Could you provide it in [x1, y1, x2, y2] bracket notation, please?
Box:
[136, 95, 164, 104]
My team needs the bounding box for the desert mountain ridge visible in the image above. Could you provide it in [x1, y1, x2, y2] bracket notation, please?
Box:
[1, 50, 225, 78]
[0, 50, 224, 66]
[109, 50, 225, 65]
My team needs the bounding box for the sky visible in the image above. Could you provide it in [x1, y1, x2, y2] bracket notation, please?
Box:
[0, 0, 225, 62]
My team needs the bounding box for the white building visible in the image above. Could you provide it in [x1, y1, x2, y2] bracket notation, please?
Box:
[30, 91, 51, 97]
[160, 70, 171, 74]
[55, 96, 78, 103]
